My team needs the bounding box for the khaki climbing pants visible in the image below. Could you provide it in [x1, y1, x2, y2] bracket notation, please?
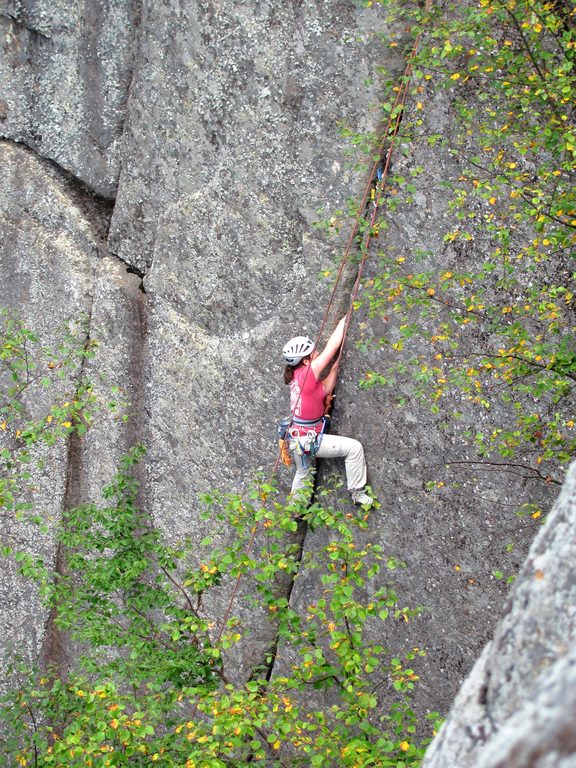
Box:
[290, 434, 367, 495]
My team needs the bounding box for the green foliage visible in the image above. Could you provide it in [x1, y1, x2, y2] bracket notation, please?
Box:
[355, 0, 576, 478]
[1, 454, 439, 767]
[54, 446, 220, 692]
[0, 310, 98, 523]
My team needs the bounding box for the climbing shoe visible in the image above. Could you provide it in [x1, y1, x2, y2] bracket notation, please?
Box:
[351, 489, 374, 506]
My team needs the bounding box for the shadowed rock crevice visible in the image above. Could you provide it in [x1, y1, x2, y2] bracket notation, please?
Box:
[0, 9, 52, 39]
[0, 0, 142, 198]
[40, 433, 83, 678]
[250, 520, 309, 684]
[40, 256, 150, 675]
[2, 135, 153, 294]
[1, 137, 115, 242]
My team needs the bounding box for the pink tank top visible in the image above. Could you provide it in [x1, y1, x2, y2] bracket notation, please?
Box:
[290, 365, 325, 422]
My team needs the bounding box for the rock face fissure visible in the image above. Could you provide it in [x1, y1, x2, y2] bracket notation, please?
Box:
[258, 520, 309, 685]
[0, 138, 151, 674]
[236, 180, 381, 681]
[1, 137, 115, 240]
[39, 252, 149, 674]
[1, 137, 151, 297]
[255, 130, 400, 678]
[40, 432, 84, 677]
[0, 0, 142, 198]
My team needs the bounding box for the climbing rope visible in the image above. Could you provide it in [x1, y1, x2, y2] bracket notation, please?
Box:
[280, 0, 434, 432]
[199, 0, 434, 696]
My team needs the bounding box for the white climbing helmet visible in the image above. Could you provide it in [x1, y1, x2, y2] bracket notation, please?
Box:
[282, 336, 315, 366]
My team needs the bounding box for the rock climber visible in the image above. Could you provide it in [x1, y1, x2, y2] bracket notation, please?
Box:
[282, 316, 373, 506]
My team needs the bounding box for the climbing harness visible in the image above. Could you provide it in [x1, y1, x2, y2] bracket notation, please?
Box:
[287, 415, 329, 467]
[277, 414, 329, 467]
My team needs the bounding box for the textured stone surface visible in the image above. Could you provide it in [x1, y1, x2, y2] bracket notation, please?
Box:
[0, 0, 569, 740]
[421, 462, 576, 768]
[271, 83, 559, 717]
[108, 0, 388, 272]
[0, 0, 140, 197]
[0, 140, 101, 675]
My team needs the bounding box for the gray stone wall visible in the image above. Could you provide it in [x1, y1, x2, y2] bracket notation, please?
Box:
[0, 0, 140, 197]
[422, 462, 576, 768]
[0, 0, 568, 744]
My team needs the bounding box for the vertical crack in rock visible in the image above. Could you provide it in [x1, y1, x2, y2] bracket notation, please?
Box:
[258, 127, 404, 684]
[40, 434, 83, 677]
[117, 260, 148, 501]
[39, 257, 150, 675]
[248, 520, 308, 685]
[30, 134, 150, 672]
[39, 327, 94, 678]
[249, 270, 367, 682]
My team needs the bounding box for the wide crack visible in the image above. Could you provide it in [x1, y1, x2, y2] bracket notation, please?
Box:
[28, 155, 151, 674]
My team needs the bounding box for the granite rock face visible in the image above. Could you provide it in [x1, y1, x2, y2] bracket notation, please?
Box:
[0, 0, 570, 745]
[0, 0, 140, 197]
[421, 462, 576, 768]
[108, 0, 387, 272]
[131, 0, 392, 679]
[0, 140, 100, 673]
